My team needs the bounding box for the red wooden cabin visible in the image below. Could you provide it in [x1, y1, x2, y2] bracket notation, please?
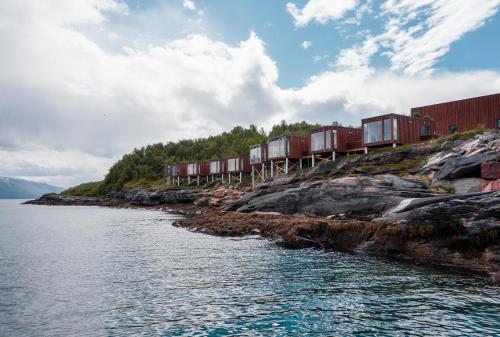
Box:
[249, 143, 267, 165]
[267, 135, 309, 161]
[362, 113, 435, 148]
[310, 126, 362, 155]
[187, 161, 210, 177]
[411, 93, 500, 135]
[171, 163, 188, 178]
[209, 159, 225, 175]
[226, 156, 250, 174]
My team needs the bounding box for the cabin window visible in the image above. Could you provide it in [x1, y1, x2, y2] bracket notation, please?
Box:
[449, 124, 457, 134]
[364, 121, 383, 144]
[332, 130, 337, 149]
[311, 132, 325, 152]
[497, 119, 500, 128]
[188, 163, 197, 175]
[383, 119, 392, 141]
[325, 130, 337, 149]
[210, 161, 220, 174]
[250, 147, 262, 164]
[393, 119, 398, 141]
[268, 138, 288, 159]
[172, 166, 178, 177]
[228, 158, 239, 171]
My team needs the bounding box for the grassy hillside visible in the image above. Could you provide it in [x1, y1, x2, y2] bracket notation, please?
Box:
[65, 121, 321, 196]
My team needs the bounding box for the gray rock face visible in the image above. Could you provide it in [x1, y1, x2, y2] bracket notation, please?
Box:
[226, 175, 439, 217]
[423, 131, 500, 182]
[27, 188, 197, 207]
[112, 188, 197, 205]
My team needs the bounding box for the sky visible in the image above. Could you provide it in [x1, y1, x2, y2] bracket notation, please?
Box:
[1, 0, 500, 187]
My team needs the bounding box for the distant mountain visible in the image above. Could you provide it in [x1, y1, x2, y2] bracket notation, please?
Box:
[0, 177, 63, 199]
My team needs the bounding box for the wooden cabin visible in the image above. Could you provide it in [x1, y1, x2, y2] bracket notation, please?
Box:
[310, 126, 362, 163]
[186, 161, 210, 186]
[362, 113, 435, 149]
[411, 93, 500, 135]
[226, 156, 250, 174]
[267, 135, 309, 161]
[209, 159, 225, 176]
[226, 156, 250, 183]
[249, 143, 268, 187]
[171, 163, 188, 178]
[267, 136, 309, 177]
[249, 143, 267, 165]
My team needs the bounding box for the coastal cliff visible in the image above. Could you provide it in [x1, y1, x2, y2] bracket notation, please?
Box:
[26, 131, 500, 282]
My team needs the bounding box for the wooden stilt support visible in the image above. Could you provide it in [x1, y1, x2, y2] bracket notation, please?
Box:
[252, 166, 255, 188]
[285, 158, 289, 174]
[332, 151, 336, 162]
[197, 176, 200, 186]
[299, 158, 303, 170]
[312, 155, 315, 167]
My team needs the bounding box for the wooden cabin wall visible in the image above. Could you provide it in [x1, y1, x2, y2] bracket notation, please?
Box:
[411, 93, 500, 135]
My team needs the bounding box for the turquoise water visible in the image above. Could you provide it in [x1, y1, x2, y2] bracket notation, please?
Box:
[0, 200, 498, 336]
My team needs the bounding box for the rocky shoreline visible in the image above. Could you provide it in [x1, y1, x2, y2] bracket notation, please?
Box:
[26, 131, 500, 283]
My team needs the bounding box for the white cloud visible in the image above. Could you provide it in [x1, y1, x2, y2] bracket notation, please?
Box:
[379, 0, 500, 75]
[335, 36, 378, 71]
[301, 40, 312, 49]
[182, 0, 196, 11]
[287, 0, 358, 27]
[313, 54, 329, 63]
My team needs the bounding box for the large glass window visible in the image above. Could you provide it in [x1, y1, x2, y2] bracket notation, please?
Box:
[311, 131, 325, 152]
[210, 161, 220, 174]
[393, 119, 398, 141]
[172, 166, 178, 177]
[364, 121, 383, 144]
[188, 163, 197, 175]
[250, 147, 262, 164]
[384, 119, 392, 141]
[268, 138, 287, 159]
[228, 158, 239, 171]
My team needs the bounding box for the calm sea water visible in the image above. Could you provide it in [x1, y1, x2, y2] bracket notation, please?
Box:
[0, 200, 498, 336]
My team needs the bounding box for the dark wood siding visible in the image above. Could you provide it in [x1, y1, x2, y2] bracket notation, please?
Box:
[411, 93, 500, 135]
[172, 163, 188, 178]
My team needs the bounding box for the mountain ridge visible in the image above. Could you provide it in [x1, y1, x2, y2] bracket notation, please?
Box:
[0, 177, 63, 199]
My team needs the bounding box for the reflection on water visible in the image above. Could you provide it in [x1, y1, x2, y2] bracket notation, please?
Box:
[0, 200, 499, 336]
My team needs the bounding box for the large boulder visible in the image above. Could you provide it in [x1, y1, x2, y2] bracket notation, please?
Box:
[423, 131, 500, 181]
[225, 175, 439, 218]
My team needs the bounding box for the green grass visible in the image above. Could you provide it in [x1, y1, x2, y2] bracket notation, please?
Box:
[429, 183, 456, 194]
[61, 181, 104, 197]
[434, 126, 490, 143]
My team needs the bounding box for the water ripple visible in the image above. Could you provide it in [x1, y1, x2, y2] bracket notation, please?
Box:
[0, 200, 499, 336]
